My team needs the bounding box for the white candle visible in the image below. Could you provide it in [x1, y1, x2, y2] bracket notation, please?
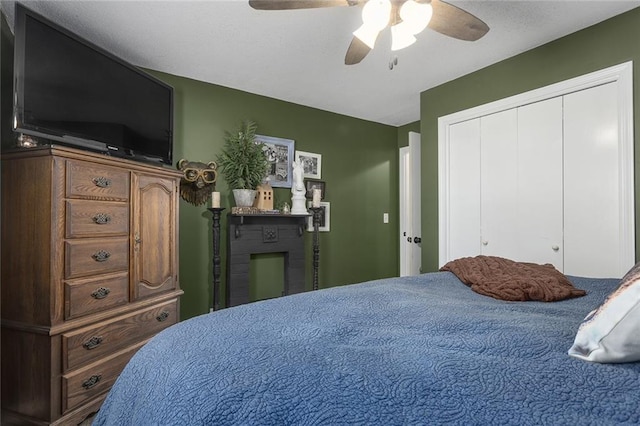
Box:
[211, 191, 221, 208]
[312, 188, 321, 207]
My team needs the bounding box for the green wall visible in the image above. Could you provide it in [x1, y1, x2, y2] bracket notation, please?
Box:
[149, 71, 400, 319]
[420, 7, 640, 272]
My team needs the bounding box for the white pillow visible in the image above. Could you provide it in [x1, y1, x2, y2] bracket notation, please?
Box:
[568, 262, 640, 363]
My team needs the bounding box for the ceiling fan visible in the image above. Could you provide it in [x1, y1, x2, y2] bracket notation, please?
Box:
[248, 0, 489, 65]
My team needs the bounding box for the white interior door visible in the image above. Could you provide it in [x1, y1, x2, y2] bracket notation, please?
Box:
[399, 132, 421, 276]
[446, 118, 481, 261]
[399, 146, 411, 276]
[516, 97, 564, 269]
[480, 109, 518, 258]
[563, 82, 621, 278]
[447, 101, 563, 269]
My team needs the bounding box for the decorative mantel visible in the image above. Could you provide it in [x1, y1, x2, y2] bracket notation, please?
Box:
[218, 213, 310, 308]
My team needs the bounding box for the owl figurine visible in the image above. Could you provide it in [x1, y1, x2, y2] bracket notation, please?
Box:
[177, 159, 218, 206]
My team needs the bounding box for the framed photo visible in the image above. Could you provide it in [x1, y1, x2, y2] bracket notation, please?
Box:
[256, 135, 295, 188]
[307, 201, 330, 232]
[304, 179, 325, 200]
[295, 151, 322, 179]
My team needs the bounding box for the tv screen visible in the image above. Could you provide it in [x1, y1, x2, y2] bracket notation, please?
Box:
[13, 3, 173, 165]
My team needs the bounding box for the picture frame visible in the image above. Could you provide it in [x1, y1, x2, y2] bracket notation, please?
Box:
[295, 150, 322, 179]
[256, 135, 295, 188]
[304, 179, 325, 200]
[307, 201, 330, 232]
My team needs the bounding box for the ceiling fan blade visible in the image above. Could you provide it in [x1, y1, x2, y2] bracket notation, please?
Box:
[344, 36, 372, 65]
[428, 0, 489, 41]
[249, 0, 352, 10]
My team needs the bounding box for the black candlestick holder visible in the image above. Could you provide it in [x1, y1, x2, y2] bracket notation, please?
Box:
[309, 207, 323, 291]
[208, 207, 225, 310]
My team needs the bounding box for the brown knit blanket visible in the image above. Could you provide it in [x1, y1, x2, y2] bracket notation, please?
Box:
[440, 256, 586, 302]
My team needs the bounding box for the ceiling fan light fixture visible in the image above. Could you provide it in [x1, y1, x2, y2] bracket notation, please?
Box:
[353, 24, 381, 49]
[361, 0, 392, 31]
[399, 0, 433, 35]
[391, 23, 416, 51]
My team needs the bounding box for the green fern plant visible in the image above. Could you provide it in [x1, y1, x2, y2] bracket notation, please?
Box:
[217, 121, 269, 190]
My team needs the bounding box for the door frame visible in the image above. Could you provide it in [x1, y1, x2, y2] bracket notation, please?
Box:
[437, 61, 634, 270]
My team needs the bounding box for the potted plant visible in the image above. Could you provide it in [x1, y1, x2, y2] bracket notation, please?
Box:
[217, 120, 269, 207]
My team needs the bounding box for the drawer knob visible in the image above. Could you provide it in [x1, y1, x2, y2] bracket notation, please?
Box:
[91, 287, 111, 299]
[82, 374, 102, 390]
[83, 336, 104, 350]
[92, 213, 112, 224]
[92, 250, 111, 262]
[92, 176, 112, 188]
[156, 311, 170, 322]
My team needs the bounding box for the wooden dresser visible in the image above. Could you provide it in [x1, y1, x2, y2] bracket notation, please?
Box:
[1, 145, 183, 425]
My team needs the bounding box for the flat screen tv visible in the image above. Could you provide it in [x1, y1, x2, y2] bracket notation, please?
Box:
[12, 3, 173, 165]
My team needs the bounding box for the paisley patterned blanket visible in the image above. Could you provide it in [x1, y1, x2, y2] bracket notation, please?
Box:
[93, 272, 640, 425]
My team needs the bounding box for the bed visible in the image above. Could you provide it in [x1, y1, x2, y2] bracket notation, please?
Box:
[93, 265, 640, 425]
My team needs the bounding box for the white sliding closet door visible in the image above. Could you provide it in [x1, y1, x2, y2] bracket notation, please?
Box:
[517, 97, 563, 269]
[479, 100, 563, 267]
[564, 82, 619, 278]
[439, 63, 634, 277]
[480, 109, 518, 258]
[447, 118, 481, 261]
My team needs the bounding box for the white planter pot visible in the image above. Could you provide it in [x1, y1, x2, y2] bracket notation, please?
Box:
[232, 189, 257, 207]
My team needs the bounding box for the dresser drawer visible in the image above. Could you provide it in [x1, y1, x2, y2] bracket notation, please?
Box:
[66, 200, 129, 238]
[61, 341, 144, 414]
[65, 238, 129, 279]
[66, 159, 130, 201]
[62, 300, 178, 371]
[64, 272, 129, 320]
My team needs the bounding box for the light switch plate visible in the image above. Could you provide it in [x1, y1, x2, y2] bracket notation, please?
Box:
[383, 213, 389, 223]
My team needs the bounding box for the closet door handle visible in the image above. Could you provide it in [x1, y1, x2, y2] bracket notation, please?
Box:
[482, 241, 488, 246]
[552, 245, 559, 251]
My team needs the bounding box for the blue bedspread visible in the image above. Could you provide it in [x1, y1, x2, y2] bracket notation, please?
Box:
[93, 272, 640, 425]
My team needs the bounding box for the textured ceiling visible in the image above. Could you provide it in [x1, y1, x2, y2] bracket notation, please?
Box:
[2, 0, 639, 126]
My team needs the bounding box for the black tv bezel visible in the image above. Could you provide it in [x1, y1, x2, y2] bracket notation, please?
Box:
[12, 3, 174, 166]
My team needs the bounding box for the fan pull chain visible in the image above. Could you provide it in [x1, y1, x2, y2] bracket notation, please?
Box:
[389, 56, 398, 70]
